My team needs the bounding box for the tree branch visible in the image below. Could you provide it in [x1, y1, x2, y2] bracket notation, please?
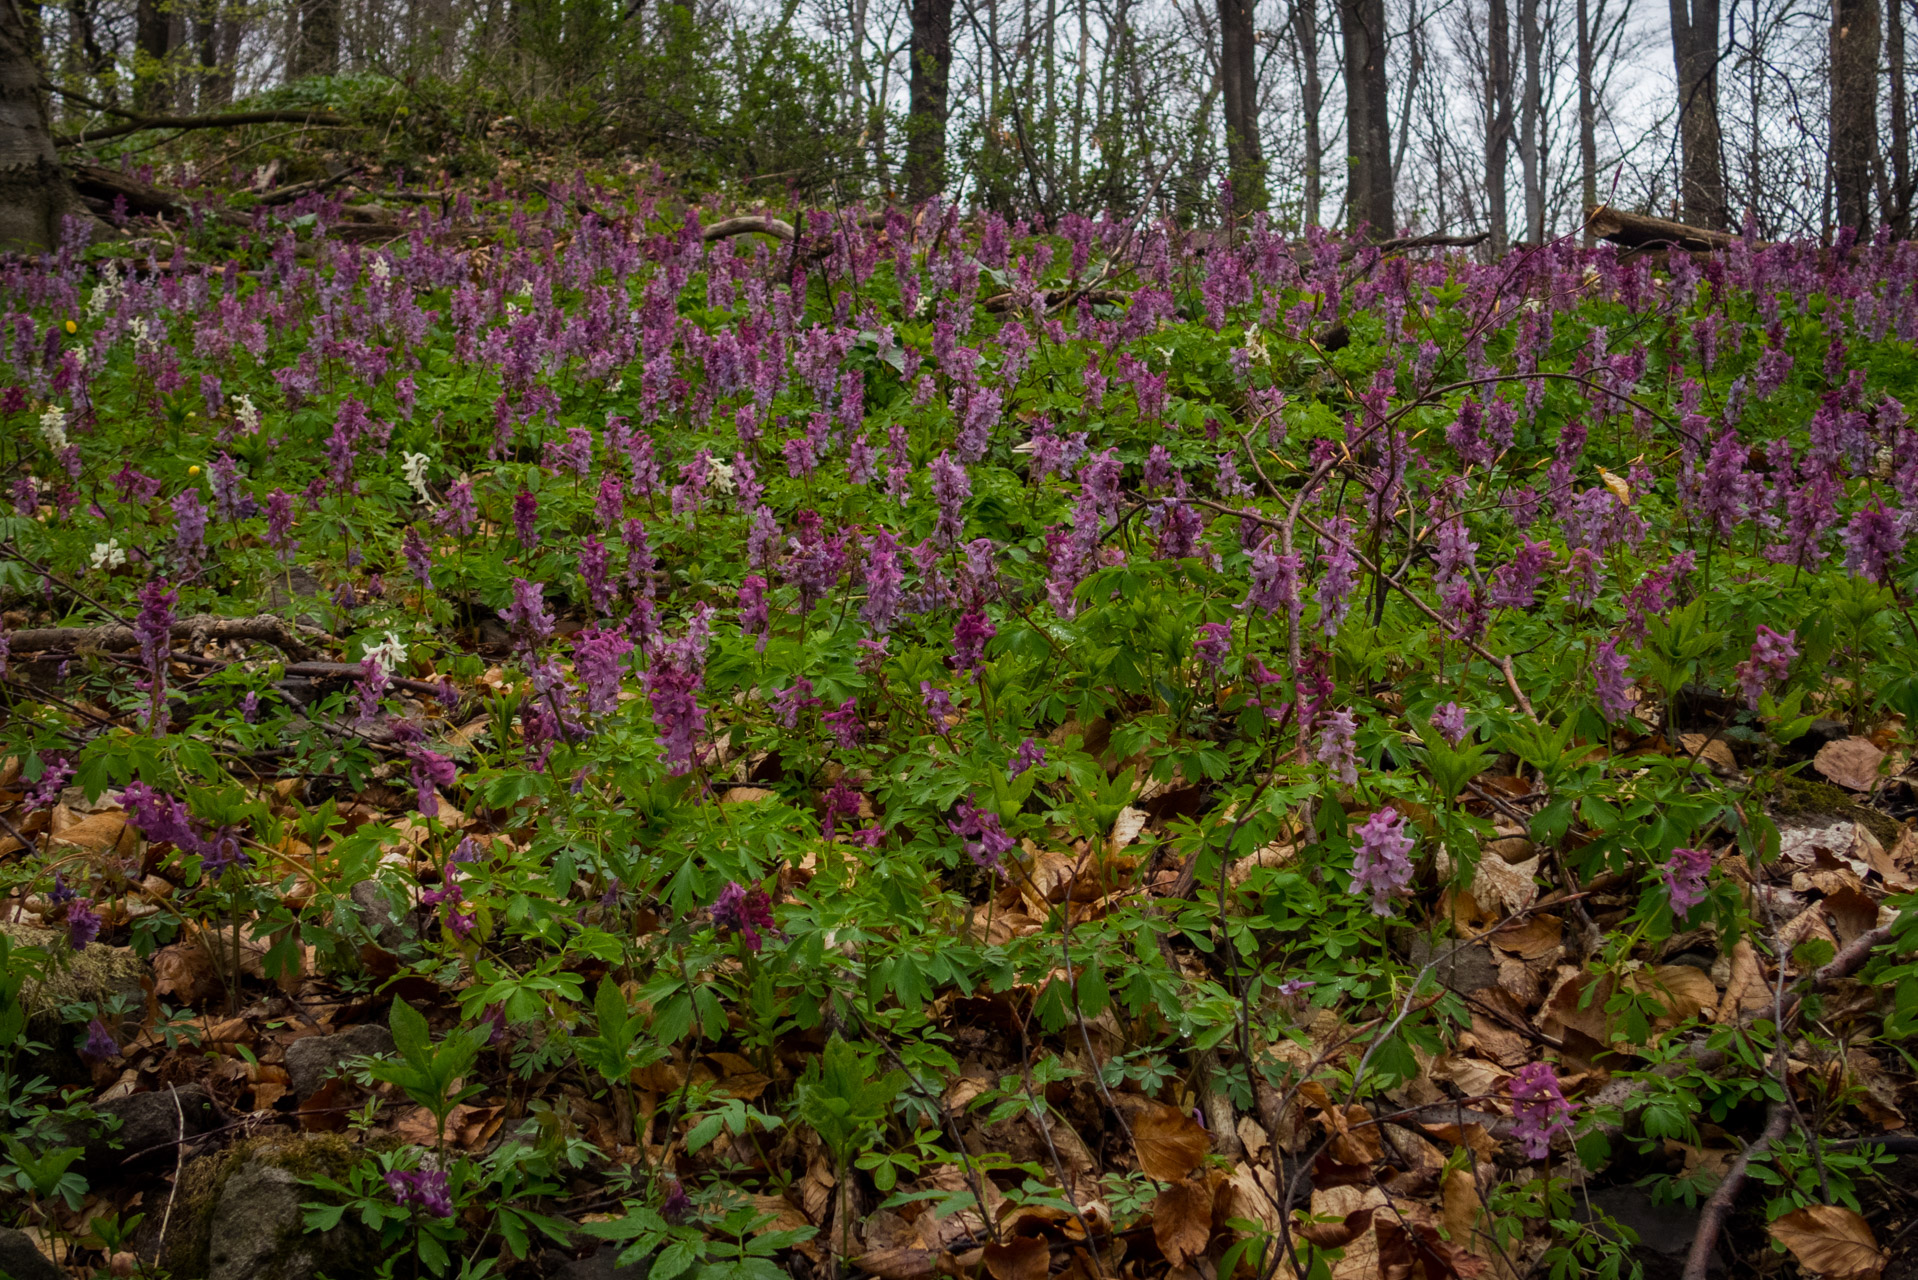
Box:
[57, 108, 346, 149]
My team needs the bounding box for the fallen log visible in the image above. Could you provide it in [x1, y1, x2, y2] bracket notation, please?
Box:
[5, 614, 324, 663]
[1586, 205, 1739, 253]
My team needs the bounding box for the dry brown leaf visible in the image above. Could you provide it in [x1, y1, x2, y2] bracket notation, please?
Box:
[1108, 806, 1149, 854]
[983, 1236, 1050, 1280]
[1469, 855, 1539, 918]
[1815, 738, 1886, 792]
[1151, 1179, 1214, 1267]
[855, 1248, 939, 1280]
[299, 1077, 352, 1132]
[151, 940, 221, 1004]
[1716, 940, 1771, 1022]
[1488, 915, 1562, 960]
[1131, 1100, 1211, 1182]
[1678, 734, 1739, 775]
[1767, 1205, 1887, 1280]
[48, 809, 128, 853]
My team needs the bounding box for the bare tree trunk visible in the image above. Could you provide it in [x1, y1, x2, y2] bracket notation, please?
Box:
[290, 0, 340, 76]
[905, 0, 952, 198]
[1669, 0, 1727, 227]
[64, 0, 112, 101]
[1486, 0, 1511, 251]
[1517, 0, 1543, 241]
[1294, 0, 1322, 226]
[135, 0, 172, 111]
[1889, 0, 1911, 234]
[1219, 0, 1265, 209]
[1576, 0, 1597, 243]
[0, 0, 83, 250]
[209, 3, 239, 106]
[1339, 0, 1393, 234]
[1830, 0, 1880, 232]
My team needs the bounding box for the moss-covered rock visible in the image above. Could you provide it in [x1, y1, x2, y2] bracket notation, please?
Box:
[162, 1132, 377, 1280]
[2, 923, 147, 1086]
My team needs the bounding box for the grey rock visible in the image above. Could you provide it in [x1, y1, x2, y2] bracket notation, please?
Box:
[349, 879, 409, 951]
[84, 1083, 221, 1172]
[205, 1157, 368, 1280]
[1404, 935, 1502, 994]
[0, 1227, 65, 1280]
[1586, 1185, 1709, 1259]
[284, 1024, 395, 1098]
[553, 1244, 651, 1279]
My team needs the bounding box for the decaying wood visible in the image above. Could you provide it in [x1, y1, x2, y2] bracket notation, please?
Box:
[6, 614, 324, 663]
[703, 214, 796, 243]
[57, 108, 346, 149]
[1586, 204, 1740, 252]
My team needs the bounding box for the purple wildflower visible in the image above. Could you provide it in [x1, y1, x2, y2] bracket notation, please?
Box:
[1734, 625, 1797, 710]
[1661, 846, 1713, 916]
[500, 578, 554, 647]
[574, 629, 633, 715]
[1490, 539, 1554, 610]
[1011, 738, 1046, 777]
[81, 1018, 118, 1061]
[1317, 518, 1359, 637]
[822, 698, 863, 751]
[386, 1169, 454, 1218]
[1843, 501, 1902, 581]
[1348, 807, 1415, 916]
[402, 526, 433, 589]
[738, 575, 770, 651]
[510, 491, 538, 554]
[930, 452, 970, 549]
[950, 799, 1014, 874]
[920, 681, 958, 733]
[135, 579, 176, 734]
[25, 755, 73, 810]
[1563, 547, 1603, 609]
[171, 487, 207, 575]
[1431, 702, 1469, 745]
[1508, 1063, 1576, 1160]
[952, 610, 996, 674]
[661, 1180, 692, 1223]
[711, 881, 776, 951]
[265, 489, 297, 558]
[771, 678, 817, 728]
[1194, 621, 1232, 671]
[1317, 708, 1359, 785]
[407, 746, 458, 818]
[1593, 639, 1633, 722]
[1245, 537, 1301, 626]
[66, 898, 102, 950]
[121, 781, 197, 848]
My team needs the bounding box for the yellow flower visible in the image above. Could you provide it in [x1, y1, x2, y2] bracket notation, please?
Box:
[63, 320, 76, 334]
[188, 465, 201, 476]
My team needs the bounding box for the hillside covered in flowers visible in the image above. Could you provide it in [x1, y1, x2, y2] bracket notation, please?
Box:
[1, 187, 1916, 1280]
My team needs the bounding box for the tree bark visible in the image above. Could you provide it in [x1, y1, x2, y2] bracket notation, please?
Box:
[905, 0, 952, 199]
[1338, 0, 1392, 235]
[1294, 0, 1322, 226]
[1486, 0, 1512, 253]
[1219, 0, 1266, 210]
[134, 0, 172, 112]
[1576, 0, 1597, 245]
[289, 0, 339, 77]
[1830, 0, 1880, 232]
[1517, 0, 1543, 241]
[1889, 0, 1911, 234]
[0, 0, 83, 250]
[1668, 0, 1727, 227]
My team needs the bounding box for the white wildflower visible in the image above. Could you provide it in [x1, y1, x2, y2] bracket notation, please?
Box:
[232, 394, 261, 436]
[90, 539, 126, 571]
[709, 459, 736, 495]
[369, 255, 392, 283]
[364, 632, 409, 674]
[401, 452, 435, 505]
[38, 405, 68, 450]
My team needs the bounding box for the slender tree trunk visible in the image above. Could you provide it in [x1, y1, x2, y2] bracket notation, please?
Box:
[210, 3, 239, 105]
[1219, 0, 1265, 209]
[1486, 0, 1511, 252]
[905, 0, 952, 198]
[1517, 0, 1543, 241]
[1339, 0, 1393, 234]
[1830, 0, 1880, 232]
[1294, 0, 1322, 226]
[1669, 0, 1727, 227]
[0, 0, 84, 250]
[64, 0, 112, 101]
[1889, 0, 1911, 234]
[1576, 0, 1597, 243]
[1390, 0, 1422, 186]
[289, 0, 339, 76]
[135, 0, 172, 111]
